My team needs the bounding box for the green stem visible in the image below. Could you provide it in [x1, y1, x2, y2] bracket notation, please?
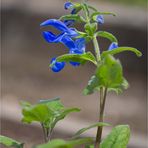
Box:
[93, 35, 101, 62]
[41, 123, 48, 142]
[95, 87, 108, 148]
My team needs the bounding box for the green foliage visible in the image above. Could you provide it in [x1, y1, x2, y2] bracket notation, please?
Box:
[101, 47, 142, 58]
[56, 52, 97, 66]
[84, 55, 129, 95]
[85, 23, 98, 37]
[36, 138, 93, 148]
[0, 135, 24, 148]
[73, 122, 110, 138]
[100, 125, 130, 148]
[21, 98, 80, 134]
[95, 31, 118, 43]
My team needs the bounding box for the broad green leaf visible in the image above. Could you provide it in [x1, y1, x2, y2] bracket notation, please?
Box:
[36, 138, 93, 148]
[96, 55, 124, 88]
[0, 135, 23, 148]
[60, 14, 85, 22]
[51, 108, 80, 129]
[56, 52, 97, 65]
[21, 99, 80, 135]
[84, 55, 128, 95]
[95, 31, 118, 43]
[100, 125, 130, 148]
[83, 75, 100, 95]
[101, 47, 142, 58]
[73, 122, 110, 138]
[22, 103, 53, 124]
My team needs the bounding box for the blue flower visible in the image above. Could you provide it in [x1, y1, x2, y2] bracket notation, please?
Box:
[50, 58, 65, 72]
[40, 19, 77, 37]
[108, 42, 118, 50]
[41, 19, 85, 72]
[96, 15, 104, 25]
[64, 2, 73, 10]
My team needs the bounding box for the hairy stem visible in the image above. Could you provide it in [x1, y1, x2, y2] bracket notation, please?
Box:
[93, 36, 101, 62]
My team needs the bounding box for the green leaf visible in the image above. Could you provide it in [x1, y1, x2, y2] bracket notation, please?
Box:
[73, 122, 110, 138]
[96, 55, 124, 88]
[21, 99, 80, 135]
[51, 108, 80, 129]
[56, 52, 97, 66]
[60, 14, 85, 22]
[100, 125, 130, 148]
[83, 55, 129, 95]
[36, 138, 93, 148]
[83, 75, 100, 95]
[96, 31, 118, 43]
[91, 11, 116, 21]
[101, 47, 142, 58]
[0, 135, 23, 148]
[22, 103, 53, 124]
[85, 23, 98, 36]
[85, 144, 95, 148]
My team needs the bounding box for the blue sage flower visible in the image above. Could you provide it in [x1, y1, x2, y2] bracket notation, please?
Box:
[41, 19, 85, 72]
[50, 58, 65, 72]
[40, 19, 78, 37]
[108, 42, 118, 50]
[96, 15, 104, 25]
[64, 2, 74, 10]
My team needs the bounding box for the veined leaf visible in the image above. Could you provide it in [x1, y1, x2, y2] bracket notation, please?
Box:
[101, 47, 142, 58]
[0, 135, 23, 148]
[83, 55, 129, 95]
[56, 52, 97, 65]
[73, 122, 110, 138]
[100, 125, 130, 148]
[36, 138, 93, 148]
[96, 31, 118, 43]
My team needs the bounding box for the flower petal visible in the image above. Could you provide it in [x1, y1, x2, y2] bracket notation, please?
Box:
[61, 35, 76, 50]
[42, 31, 66, 43]
[64, 20, 75, 27]
[108, 42, 118, 50]
[75, 38, 85, 53]
[40, 19, 69, 32]
[50, 58, 65, 72]
[96, 15, 104, 24]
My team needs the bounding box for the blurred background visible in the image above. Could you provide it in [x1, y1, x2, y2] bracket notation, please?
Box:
[1, 0, 147, 148]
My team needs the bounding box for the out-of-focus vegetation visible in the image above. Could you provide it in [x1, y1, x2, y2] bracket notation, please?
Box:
[101, 0, 147, 7]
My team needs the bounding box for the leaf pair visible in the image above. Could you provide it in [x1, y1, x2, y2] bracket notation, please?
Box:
[21, 98, 80, 137]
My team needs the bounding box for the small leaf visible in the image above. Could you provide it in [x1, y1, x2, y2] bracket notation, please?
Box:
[83, 75, 100, 95]
[73, 122, 110, 138]
[96, 31, 118, 43]
[101, 47, 142, 58]
[56, 52, 97, 65]
[100, 125, 130, 148]
[36, 138, 93, 148]
[91, 11, 116, 20]
[60, 14, 85, 22]
[85, 23, 98, 36]
[0, 135, 24, 148]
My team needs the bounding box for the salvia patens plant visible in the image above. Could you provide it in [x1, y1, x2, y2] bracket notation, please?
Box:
[0, 1, 142, 148]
